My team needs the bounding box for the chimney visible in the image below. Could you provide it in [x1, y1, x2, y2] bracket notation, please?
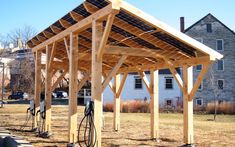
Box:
[180, 17, 185, 32]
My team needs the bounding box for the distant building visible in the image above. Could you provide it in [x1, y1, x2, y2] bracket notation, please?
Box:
[103, 69, 182, 108]
[184, 13, 235, 106]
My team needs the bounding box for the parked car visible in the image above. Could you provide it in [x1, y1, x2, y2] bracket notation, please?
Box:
[40, 92, 57, 100]
[8, 92, 28, 100]
[55, 91, 68, 98]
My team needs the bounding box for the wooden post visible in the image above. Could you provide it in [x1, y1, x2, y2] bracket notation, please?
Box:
[114, 74, 120, 131]
[183, 66, 194, 145]
[68, 33, 79, 144]
[34, 51, 41, 128]
[92, 20, 103, 147]
[150, 70, 159, 139]
[45, 45, 53, 132]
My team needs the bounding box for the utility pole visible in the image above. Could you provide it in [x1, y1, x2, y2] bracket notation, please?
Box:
[1, 62, 4, 108]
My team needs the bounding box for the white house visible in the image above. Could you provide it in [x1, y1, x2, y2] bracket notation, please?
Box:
[103, 69, 182, 108]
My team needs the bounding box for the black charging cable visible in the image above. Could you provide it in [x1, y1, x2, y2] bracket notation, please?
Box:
[78, 101, 97, 147]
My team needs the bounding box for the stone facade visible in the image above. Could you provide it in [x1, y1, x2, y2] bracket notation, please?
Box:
[185, 13, 235, 105]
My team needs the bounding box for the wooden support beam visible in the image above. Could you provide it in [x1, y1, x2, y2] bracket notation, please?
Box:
[117, 56, 213, 73]
[77, 72, 90, 92]
[105, 45, 163, 58]
[114, 74, 121, 131]
[166, 61, 184, 93]
[49, 42, 56, 69]
[64, 37, 70, 59]
[32, 4, 114, 52]
[183, 65, 194, 145]
[97, 14, 116, 61]
[116, 72, 127, 98]
[102, 55, 127, 92]
[189, 62, 211, 100]
[150, 70, 159, 139]
[51, 69, 68, 91]
[139, 71, 152, 94]
[102, 73, 115, 94]
[45, 45, 53, 132]
[92, 21, 103, 147]
[68, 33, 79, 144]
[34, 51, 42, 128]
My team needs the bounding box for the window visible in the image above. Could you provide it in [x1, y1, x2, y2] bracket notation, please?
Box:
[218, 79, 224, 90]
[198, 81, 203, 90]
[196, 99, 203, 106]
[207, 23, 212, 32]
[166, 100, 172, 106]
[217, 60, 224, 71]
[165, 77, 173, 89]
[196, 65, 202, 71]
[134, 76, 142, 89]
[216, 39, 224, 51]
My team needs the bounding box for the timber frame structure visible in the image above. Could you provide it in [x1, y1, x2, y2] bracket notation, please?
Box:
[28, 0, 223, 146]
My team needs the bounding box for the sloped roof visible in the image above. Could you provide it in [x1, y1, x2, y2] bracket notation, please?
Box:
[27, 0, 223, 73]
[184, 13, 235, 36]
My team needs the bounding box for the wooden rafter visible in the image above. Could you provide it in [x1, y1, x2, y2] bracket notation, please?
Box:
[116, 72, 127, 97]
[32, 4, 114, 51]
[52, 69, 68, 91]
[97, 13, 116, 61]
[50, 25, 61, 34]
[139, 71, 152, 94]
[165, 60, 184, 92]
[49, 42, 56, 69]
[64, 37, 70, 59]
[59, 19, 72, 28]
[118, 56, 214, 73]
[69, 11, 83, 22]
[118, 0, 223, 59]
[102, 72, 115, 94]
[189, 62, 211, 100]
[77, 72, 91, 91]
[84, 2, 186, 60]
[102, 55, 127, 91]
[43, 31, 54, 38]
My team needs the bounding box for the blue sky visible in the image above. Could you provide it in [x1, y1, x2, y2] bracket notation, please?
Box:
[0, 0, 234, 36]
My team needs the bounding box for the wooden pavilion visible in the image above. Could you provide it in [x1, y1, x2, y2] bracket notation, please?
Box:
[27, 0, 223, 146]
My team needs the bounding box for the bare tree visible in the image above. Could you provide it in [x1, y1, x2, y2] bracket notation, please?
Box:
[0, 34, 9, 48]
[9, 54, 35, 97]
[208, 67, 221, 121]
[6, 25, 37, 48]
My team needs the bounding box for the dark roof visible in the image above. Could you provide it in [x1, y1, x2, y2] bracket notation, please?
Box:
[184, 13, 235, 36]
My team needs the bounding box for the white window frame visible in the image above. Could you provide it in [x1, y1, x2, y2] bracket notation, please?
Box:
[218, 79, 224, 90]
[196, 98, 203, 106]
[217, 60, 224, 71]
[216, 39, 224, 51]
[165, 77, 174, 90]
[134, 76, 143, 90]
[196, 64, 203, 71]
